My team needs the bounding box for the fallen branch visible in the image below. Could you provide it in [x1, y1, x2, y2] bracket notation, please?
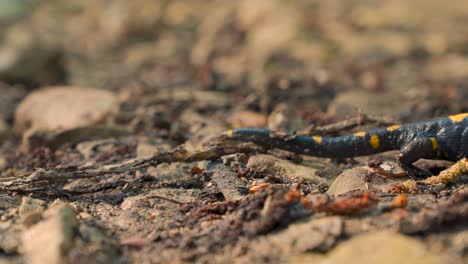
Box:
[0, 142, 266, 193]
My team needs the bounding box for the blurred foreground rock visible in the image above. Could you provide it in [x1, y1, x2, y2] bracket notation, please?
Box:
[22, 204, 77, 264]
[324, 230, 452, 264]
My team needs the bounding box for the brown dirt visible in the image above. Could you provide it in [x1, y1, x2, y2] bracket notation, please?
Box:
[0, 1, 467, 263]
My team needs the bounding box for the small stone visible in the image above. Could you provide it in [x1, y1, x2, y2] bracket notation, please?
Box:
[369, 160, 406, 178]
[325, 230, 452, 264]
[326, 167, 372, 196]
[15, 86, 118, 133]
[327, 165, 406, 196]
[22, 204, 78, 264]
[247, 154, 330, 186]
[328, 166, 402, 196]
[208, 162, 246, 201]
[18, 197, 46, 227]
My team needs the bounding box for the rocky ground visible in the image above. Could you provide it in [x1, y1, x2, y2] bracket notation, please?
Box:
[0, 0, 467, 263]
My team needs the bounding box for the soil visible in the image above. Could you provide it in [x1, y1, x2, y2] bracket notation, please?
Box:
[0, 1, 467, 263]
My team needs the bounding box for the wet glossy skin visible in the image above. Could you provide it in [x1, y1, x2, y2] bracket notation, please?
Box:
[224, 113, 468, 176]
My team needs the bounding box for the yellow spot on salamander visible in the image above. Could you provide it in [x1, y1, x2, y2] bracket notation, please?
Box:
[225, 130, 233, 138]
[430, 137, 438, 151]
[448, 113, 468, 122]
[386, 124, 401, 131]
[370, 135, 380, 149]
[312, 136, 322, 143]
[354, 131, 366, 137]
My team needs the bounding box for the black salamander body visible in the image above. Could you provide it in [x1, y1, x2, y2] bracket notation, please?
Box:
[224, 113, 468, 177]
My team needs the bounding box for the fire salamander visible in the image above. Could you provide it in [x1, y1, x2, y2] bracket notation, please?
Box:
[223, 113, 468, 178]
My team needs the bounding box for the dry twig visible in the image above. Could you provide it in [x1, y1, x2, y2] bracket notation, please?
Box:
[0, 142, 266, 193]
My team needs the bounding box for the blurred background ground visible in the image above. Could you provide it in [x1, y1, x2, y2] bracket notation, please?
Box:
[0, 0, 467, 263]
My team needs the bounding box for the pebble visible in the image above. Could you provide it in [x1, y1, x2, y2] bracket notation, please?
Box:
[15, 86, 118, 132]
[326, 167, 372, 196]
[247, 154, 331, 186]
[326, 166, 395, 196]
[208, 162, 246, 201]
